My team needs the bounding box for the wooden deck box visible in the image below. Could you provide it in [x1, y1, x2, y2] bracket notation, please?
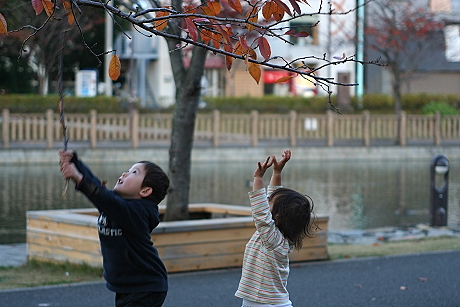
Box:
[27, 204, 329, 272]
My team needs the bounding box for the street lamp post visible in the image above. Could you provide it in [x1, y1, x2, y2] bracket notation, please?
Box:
[430, 155, 449, 226]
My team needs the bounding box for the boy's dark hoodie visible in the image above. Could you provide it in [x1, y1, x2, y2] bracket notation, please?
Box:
[71, 154, 168, 293]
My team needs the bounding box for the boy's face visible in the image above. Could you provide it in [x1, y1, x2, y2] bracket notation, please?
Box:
[113, 163, 147, 199]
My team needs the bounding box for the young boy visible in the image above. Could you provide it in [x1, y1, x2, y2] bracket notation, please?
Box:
[59, 150, 169, 307]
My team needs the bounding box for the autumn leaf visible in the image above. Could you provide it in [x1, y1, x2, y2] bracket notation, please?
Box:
[0, 13, 7, 35]
[224, 43, 233, 71]
[273, 0, 292, 17]
[285, 29, 310, 37]
[109, 54, 121, 81]
[228, 0, 243, 14]
[31, 0, 44, 15]
[155, 10, 170, 31]
[42, 0, 56, 19]
[262, 1, 275, 21]
[258, 37, 271, 61]
[184, 18, 198, 41]
[201, 29, 212, 45]
[288, 0, 302, 15]
[62, 0, 75, 26]
[248, 62, 261, 84]
[206, 1, 222, 15]
[246, 7, 259, 32]
[333, 53, 346, 60]
[275, 75, 294, 83]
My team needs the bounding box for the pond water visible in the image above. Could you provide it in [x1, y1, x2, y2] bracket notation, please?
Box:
[1, 158, 459, 244]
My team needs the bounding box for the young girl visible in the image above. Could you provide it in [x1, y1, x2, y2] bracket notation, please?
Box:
[235, 150, 316, 307]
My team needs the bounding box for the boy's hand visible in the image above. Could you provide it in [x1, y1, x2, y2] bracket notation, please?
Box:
[59, 149, 74, 164]
[61, 161, 83, 184]
[273, 150, 291, 173]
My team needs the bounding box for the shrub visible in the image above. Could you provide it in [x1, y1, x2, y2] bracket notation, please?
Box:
[422, 101, 460, 115]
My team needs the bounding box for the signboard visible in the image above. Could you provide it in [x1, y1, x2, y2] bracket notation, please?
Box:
[75, 69, 98, 97]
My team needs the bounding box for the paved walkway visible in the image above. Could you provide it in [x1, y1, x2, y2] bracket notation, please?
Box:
[0, 251, 458, 307]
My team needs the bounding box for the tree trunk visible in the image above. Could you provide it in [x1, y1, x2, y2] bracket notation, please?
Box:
[164, 42, 208, 221]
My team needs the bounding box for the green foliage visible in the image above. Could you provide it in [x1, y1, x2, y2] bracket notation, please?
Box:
[422, 101, 460, 115]
[0, 95, 125, 113]
[202, 95, 332, 113]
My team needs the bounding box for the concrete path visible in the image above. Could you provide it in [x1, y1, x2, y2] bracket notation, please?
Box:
[0, 250, 458, 307]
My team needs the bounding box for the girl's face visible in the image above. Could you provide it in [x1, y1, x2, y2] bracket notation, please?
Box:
[113, 163, 147, 199]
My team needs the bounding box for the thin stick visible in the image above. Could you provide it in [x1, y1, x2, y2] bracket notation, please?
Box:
[59, 30, 70, 197]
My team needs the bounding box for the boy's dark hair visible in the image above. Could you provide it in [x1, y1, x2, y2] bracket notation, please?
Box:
[138, 161, 170, 204]
[269, 188, 317, 250]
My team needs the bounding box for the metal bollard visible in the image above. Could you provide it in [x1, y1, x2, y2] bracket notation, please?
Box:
[430, 155, 449, 226]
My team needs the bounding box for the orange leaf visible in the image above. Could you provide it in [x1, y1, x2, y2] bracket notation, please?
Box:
[275, 75, 294, 83]
[234, 41, 246, 56]
[262, 1, 275, 21]
[62, 0, 75, 26]
[228, 0, 243, 14]
[207, 1, 222, 15]
[258, 37, 271, 60]
[31, 0, 44, 15]
[109, 54, 121, 81]
[224, 43, 234, 71]
[155, 10, 170, 31]
[248, 48, 257, 60]
[0, 13, 7, 35]
[248, 62, 261, 84]
[273, 3, 285, 21]
[246, 6, 259, 32]
[201, 29, 212, 45]
[42, 0, 55, 18]
[184, 18, 198, 42]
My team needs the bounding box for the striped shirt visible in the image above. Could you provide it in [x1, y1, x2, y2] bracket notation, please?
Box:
[235, 186, 293, 305]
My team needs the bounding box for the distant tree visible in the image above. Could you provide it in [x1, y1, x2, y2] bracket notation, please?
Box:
[0, 0, 378, 220]
[0, 1, 105, 94]
[365, 0, 444, 114]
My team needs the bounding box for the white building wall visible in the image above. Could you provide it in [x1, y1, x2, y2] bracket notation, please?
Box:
[149, 38, 176, 108]
[266, 0, 358, 96]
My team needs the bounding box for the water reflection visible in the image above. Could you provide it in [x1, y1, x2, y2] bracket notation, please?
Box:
[1, 159, 459, 244]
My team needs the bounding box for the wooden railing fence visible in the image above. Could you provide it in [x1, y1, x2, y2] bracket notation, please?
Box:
[1, 109, 459, 149]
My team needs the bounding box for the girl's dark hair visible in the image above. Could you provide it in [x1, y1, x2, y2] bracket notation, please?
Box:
[269, 188, 317, 250]
[138, 161, 170, 204]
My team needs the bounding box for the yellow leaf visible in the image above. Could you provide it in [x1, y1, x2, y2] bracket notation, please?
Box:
[248, 62, 261, 84]
[246, 7, 259, 32]
[0, 13, 8, 35]
[155, 10, 170, 31]
[109, 54, 121, 81]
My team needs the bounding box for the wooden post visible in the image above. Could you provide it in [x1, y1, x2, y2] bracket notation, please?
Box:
[131, 109, 139, 148]
[2, 109, 10, 149]
[327, 110, 334, 147]
[434, 111, 441, 146]
[213, 110, 220, 147]
[399, 111, 406, 146]
[46, 109, 54, 148]
[90, 110, 97, 148]
[363, 110, 370, 146]
[289, 110, 297, 147]
[251, 110, 259, 147]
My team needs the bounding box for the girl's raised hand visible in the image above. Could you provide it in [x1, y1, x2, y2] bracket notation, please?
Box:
[254, 155, 274, 178]
[273, 150, 291, 173]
